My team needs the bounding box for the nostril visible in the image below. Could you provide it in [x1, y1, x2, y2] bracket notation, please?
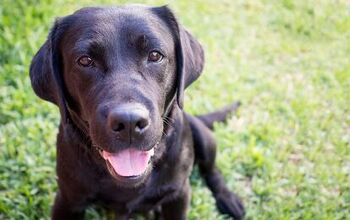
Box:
[136, 118, 149, 131]
[112, 122, 125, 132]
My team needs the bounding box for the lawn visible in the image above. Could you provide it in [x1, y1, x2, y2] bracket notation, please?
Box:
[1, 0, 350, 219]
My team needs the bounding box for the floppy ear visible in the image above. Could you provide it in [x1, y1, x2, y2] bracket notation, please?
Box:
[153, 6, 205, 109]
[29, 18, 70, 122]
[176, 26, 205, 108]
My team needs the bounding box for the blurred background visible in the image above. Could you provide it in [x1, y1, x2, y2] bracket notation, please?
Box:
[0, 0, 349, 219]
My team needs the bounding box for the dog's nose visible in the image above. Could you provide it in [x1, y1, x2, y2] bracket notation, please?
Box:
[108, 104, 150, 140]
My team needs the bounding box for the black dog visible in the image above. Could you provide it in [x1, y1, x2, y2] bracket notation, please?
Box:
[29, 5, 244, 220]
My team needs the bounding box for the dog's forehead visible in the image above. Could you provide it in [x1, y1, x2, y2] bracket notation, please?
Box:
[65, 6, 174, 48]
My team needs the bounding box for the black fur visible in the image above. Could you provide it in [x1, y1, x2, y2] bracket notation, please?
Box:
[30, 5, 244, 220]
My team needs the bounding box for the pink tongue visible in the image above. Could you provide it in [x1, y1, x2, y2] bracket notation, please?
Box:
[102, 148, 154, 177]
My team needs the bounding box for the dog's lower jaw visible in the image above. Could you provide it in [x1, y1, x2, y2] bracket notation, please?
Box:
[98, 147, 156, 188]
[104, 158, 152, 188]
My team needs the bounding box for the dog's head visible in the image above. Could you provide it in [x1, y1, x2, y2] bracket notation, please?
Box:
[30, 5, 204, 186]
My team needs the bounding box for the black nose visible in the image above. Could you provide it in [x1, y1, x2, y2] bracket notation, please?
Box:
[108, 104, 150, 140]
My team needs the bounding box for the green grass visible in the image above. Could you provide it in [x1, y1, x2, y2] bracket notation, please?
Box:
[1, 0, 350, 219]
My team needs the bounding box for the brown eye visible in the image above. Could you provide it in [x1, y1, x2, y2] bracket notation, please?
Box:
[78, 56, 93, 67]
[148, 51, 163, 62]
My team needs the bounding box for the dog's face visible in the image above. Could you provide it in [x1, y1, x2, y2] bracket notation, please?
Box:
[30, 5, 204, 186]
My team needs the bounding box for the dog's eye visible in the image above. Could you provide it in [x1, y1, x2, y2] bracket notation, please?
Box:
[148, 51, 163, 63]
[77, 56, 93, 67]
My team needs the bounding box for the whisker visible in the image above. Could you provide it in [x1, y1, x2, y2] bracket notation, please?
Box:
[164, 116, 174, 123]
[162, 130, 167, 137]
[162, 116, 174, 125]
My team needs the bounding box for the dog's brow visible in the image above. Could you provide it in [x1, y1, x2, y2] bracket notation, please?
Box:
[73, 39, 105, 55]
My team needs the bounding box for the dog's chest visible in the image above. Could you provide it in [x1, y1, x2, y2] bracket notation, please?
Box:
[97, 179, 180, 213]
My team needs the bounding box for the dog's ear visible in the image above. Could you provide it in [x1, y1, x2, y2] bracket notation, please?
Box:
[29, 18, 70, 122]
[152, 6, 205, 109]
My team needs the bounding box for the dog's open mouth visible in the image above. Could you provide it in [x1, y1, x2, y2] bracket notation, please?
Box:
[100, 148, 154, 178]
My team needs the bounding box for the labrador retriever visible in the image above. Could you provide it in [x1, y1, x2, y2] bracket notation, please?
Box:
[29, 5, 244, 220]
